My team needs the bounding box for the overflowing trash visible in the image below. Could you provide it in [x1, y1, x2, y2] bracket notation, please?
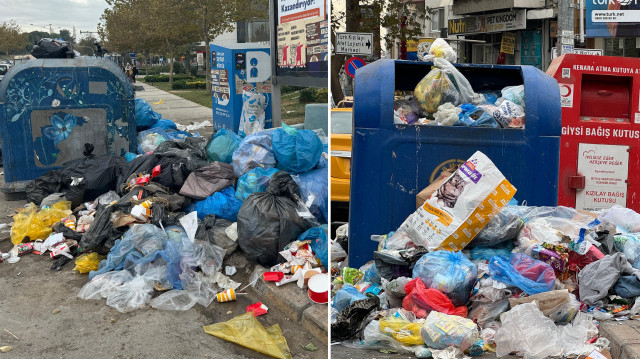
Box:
[394, 39, 526, 129]
[2, 100, 329, 342]
[331, 150, 620, 358]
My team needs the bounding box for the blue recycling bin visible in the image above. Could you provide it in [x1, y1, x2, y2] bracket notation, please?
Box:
[348, 59, 561, 268]
[0, 58, 136, 196]
[210, 44, 272, 133]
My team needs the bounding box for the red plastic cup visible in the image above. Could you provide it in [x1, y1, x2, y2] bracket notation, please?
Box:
[263, 271, 285, 282]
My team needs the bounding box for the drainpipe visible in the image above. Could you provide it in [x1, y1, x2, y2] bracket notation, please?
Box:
[580, 0, 585, 44]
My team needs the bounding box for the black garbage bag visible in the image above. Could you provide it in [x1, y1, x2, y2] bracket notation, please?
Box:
[26, 171, 71, 206]
[154, 137, 209, 160]
[331, 296, 380, 342]
[153, 152, 208, 191]
[117, 154, 160, 193]
[374, 251, 413, 281]
[237, 171, 313, 266]
[51, 222, 83, 241]
[196, 215, 236, 259]
[469, 208, 524, 247]
[31, 38, 74, 58]
[79, 187, 143, 253]
[26, 147, 124, 207]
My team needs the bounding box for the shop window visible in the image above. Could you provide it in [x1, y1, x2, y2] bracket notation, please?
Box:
[431, 9, 444, 32]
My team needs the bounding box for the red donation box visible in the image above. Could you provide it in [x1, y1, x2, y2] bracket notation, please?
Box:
[547, 54, 640, 212]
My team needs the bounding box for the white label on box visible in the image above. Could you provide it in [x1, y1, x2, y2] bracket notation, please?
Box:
[560, 84, 574, 108]
[575, 143, 629, 211]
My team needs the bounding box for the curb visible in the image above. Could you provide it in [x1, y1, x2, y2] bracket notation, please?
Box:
[248, 265, 328, 345]
[600, 321, 640, 359]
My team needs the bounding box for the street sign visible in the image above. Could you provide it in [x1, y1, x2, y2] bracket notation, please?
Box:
[345, 57, 366, 79]
[336, 32, 373, 56]
[551, 47, 603, 59]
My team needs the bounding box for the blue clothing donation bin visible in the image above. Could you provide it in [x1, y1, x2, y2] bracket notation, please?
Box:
[210, 43, 272, 133]
[348, 59, 561, 268]
[0, 58, 136, 196]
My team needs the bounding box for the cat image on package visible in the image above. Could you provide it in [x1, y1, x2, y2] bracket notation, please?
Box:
[436, 172, 466, 208]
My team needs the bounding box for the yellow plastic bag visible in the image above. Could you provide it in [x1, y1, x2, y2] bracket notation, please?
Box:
[73, 252, 105, 273]
[379, 317, 424, 345]
[11, 201, 72, 244]
[203, 312, 292, 359]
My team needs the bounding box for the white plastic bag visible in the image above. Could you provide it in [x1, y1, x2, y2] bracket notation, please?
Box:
[599, 205, 640, 232]
[105, 276, 154, 313]
[398, 151, 516, 251]
[150, 290, 199, 311]
[433, 103, 461, 126]
[77, 270, 134, 300]
[495, 302, 562, 359]
[239, 90, 266, 137]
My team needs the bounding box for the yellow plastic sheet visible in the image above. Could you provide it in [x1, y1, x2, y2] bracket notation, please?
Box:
[11, 201, 72, 244]
[203, 312, 292, 359]
[73, 252, 105, 273]
[379, 317, 424, 345]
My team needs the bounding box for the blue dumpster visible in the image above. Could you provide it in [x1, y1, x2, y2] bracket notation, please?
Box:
[0, 58, 136, 196]
[348, 59, 561, 268]
[210, 44, 272, 133]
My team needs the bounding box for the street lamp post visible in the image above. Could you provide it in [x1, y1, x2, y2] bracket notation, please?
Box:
[30, 23, 52, 38]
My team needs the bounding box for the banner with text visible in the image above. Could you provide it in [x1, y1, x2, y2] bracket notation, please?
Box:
[448, 10, 526, 35]
[587, 0, 640, 37]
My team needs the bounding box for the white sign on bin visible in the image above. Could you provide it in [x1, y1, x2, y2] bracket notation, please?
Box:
[576, 143, 629, 211]
[335, 32, 374, 56]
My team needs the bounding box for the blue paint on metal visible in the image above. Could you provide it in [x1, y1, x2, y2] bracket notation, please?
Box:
[210, 44, 272, 133]
[0, 58, 136, 193]
[348, 59, 561, 268]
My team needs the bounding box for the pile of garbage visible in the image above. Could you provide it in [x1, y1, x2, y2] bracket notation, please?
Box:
[330, 151, 627, 358]
[2, 110, 328, 319]
[394, 39, 525, 129]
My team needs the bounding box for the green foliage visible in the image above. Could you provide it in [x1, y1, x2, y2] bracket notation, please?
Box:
[190, 66, 198, 76]
[0, 21, 29, 56]
[281, 85, 304, 94]
[315, 88, 328, 102]
[299, 88, 318, 103]
[171, 80, 206, 90]
[144, 74, 204, 82]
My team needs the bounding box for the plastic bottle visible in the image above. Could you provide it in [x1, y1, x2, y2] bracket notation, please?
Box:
[468, 339, 484, 356]
[415, 346, 432, 358]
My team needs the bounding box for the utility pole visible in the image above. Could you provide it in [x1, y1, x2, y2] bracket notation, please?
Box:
[557, 0, 575, 56]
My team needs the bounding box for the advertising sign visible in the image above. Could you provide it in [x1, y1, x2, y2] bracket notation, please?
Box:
[272, 0, 328, 86]
[448, 10, 526, 35]
[587, 0, 640, 37]
[575, 143, 629, 211]
[500, 32, 516, 54]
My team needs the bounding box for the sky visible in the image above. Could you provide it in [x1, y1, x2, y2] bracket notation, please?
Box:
[0, 0, 108, 38]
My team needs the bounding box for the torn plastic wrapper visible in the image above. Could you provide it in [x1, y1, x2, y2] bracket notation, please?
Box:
[331, 296, 380, 342]
[203, 312, 292, 359]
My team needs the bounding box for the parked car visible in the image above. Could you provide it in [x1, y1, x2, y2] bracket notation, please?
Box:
[0, 63, 10, 81]
[330, 108, 352, 222]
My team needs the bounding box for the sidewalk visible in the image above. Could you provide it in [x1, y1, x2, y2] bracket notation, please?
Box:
[134, 81, 214, 137]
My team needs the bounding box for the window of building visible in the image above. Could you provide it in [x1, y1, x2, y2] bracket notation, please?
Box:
[431, 8, 443, 32]
[237, 20, 270, 43]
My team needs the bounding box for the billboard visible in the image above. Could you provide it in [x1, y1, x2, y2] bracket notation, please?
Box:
[271, 0, 328, 87]
[587, 0, 640, 37]
[448, 10, 526, 35]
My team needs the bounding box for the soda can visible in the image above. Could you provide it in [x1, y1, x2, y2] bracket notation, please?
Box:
[216, 288, 236, 302]
[140, 200, 152, 209]
[64, 219, 76, 231]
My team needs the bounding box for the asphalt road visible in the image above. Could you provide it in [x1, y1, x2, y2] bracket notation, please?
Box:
[330, 344, 520, 358]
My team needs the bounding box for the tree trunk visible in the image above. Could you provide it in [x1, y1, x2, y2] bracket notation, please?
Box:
[331, 0, 364, 103]
[205, 34, 212, 96]
[167, 38, 174, 84]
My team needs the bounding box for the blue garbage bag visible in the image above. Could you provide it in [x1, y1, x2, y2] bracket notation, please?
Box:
[206, 128, 243, 163]
[153, 119, 178, 131]
[470, 241, 514, 261]
[135, 98, 162, 130]
[125, 152, 139, 162]
[235, 167, 280, 201]
[457, 104, 500, 128]
[272, 123, 322, 174]
[193, 186, 243, 221]
[412, 250, 477, 306]
[293, 167, 328, 223]
[332, 285, 368, 312]
[232, 131, 276, 177]
[299, 226, 328, 269]
[137, 128, 192, 154]
[488, 253, 556, 295]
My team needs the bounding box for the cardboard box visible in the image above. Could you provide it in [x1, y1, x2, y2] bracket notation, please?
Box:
[416, 170, 453, 208]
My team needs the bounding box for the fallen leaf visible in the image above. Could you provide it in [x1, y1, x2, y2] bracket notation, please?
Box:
[0, 346, 12, 353]
[301, 343, 318, 352]
[52, 308, 60, 314]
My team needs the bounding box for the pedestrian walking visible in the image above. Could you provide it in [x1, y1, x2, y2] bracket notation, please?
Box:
[132, 65, 138, 83]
